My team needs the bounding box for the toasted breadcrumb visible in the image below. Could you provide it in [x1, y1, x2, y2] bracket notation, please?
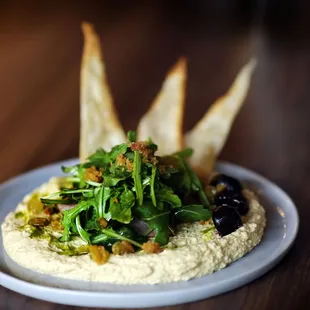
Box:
[199, 219, 212, 225]
[116, 154, 134, 171]
[97, 218, 108, 228]
[89, 245, 110, 265]
[131, 142, 158, 165]
[116, 154, 126, 166]
[142, 241, 163, 254]
[84, 166, 103, 182]
[112, 241, 135, 255]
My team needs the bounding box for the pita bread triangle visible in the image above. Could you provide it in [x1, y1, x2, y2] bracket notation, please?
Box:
[79, 22, 257, 179]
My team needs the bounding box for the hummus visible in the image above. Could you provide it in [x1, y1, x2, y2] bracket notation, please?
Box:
[1, 178, 266, 285]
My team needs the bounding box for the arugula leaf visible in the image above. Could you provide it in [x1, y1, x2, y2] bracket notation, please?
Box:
[174, 205, 212, 222]
[146, 139, 158, 153]
[61, 200, 95, 242]
[61, 164, 81, 177]
[90, 232, 109, 244]
[159, 155, 191, 195]
[109, 188, 135, 224]
[160, 153, 209, 207]
[124, 151, 134, 161]
[92, 227, 143, 248]
[91, 226, 147, 249]
[82, 190, 95, 198]
[87, 145, 128, 167]
[70, 219, 78, 235]
[61, 164, 86, 187]
[149, 216, 169, 245]
[133, 151, 143, 205]
[84, 207, 101, 231]
[41, 198, 74, 205]
[173, 148, 193, 159]
[87, 148, 110, 163]
[156, 184, 182, 208]
[95, 187, 111, 220]
[102, 175, 126, 187]
[109, 163, 132, 179]
[116, 227, 148, 246]
[75, 214, 90, 243]
[108, 143, 128, 161]
[61, 189, 93, 195]
[142, 176, 151, 190]
[41, 188, 94, 205]
[185, 163, 209, 207]
[85, 180, 102, 187]
[134, 200, 170, 245]
[127, 130, 137, 142]
[120, 187, 135, 208]
[150, 166, 157, 206]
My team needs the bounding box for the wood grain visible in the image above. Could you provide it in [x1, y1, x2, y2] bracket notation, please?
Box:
[0, 2, 308, 310]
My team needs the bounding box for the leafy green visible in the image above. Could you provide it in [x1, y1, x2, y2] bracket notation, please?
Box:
[95, 187, 111, 220]
[40, 131, 215, 254]
[109, 143, 128, 161]
[127, 130, 137, 142]
[61, 164, 81, 176]
[85, 180, 102, 187]
[75, 214, 90, 243]
[84, 207, 101, 231]
[62, 189, 93, 195]
[150, 166, 157, 206]
[134, 200, 170, 245]
[173, 148, 193, 159]
[109, 187, 135, 224]
[41, 198, 74, 205]
[156, 184, 182, 208]
[185, 163, 209, 206]
[174, 205, 212, 222]
[160, 155, 191, 195]
[146, 139, 158, 153]
[87, 148, 110, 164]
[61, 164, 86, 187]
[133, 151, 143, 205]
[41, 189, 93, 205]
[103, 176, 126, 187]
[92, 227, 143, 248]
[61, 200, 95, 242]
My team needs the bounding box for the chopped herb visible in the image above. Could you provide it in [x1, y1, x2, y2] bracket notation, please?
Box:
[14, 211, 24, 219]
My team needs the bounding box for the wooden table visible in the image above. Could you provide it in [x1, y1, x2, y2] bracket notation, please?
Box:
[0, 2, 308, 310]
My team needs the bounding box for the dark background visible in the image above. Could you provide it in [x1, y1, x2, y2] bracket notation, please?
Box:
[0, 1, 310, 309]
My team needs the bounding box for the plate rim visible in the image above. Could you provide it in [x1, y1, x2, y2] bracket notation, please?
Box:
[0, 158, 299, 308]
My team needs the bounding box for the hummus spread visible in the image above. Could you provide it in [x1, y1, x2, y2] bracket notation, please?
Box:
[1, 178, 266, 284]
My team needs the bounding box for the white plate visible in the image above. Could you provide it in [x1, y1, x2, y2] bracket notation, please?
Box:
[0, 159, 299, 308]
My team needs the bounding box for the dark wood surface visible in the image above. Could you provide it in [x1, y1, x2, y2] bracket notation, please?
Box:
[0, 2, 309, 310]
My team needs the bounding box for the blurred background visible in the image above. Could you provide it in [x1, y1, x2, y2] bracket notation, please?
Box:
[2, 2, 310, 308]
[0, 0, 309, 198]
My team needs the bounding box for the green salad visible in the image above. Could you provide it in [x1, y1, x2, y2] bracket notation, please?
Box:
[40, 131, 212, 256]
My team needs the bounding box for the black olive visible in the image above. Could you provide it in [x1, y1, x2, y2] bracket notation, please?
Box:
[210, 174, 243, 193]
[214, 190, 249, 216]
[212, 205, 243, 236]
